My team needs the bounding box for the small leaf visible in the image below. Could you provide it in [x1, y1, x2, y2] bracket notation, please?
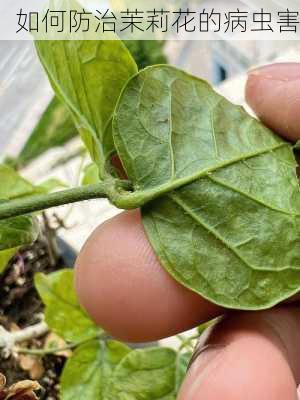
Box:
[114, 65, 300, 310]
[17, 96, 77, 168]
[60, 340, 131, 400]
[34, 270, 100, 342]
[0, 165, 39, 258]
[0, 217, 39, 252]
[0, 165, 35, 200]
[81, 163, 100, 186]
[0, 247, 19, 274]
[106, 347, 177, 400]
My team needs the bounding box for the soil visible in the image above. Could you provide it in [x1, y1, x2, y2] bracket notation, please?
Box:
[0, 227, 74, 399]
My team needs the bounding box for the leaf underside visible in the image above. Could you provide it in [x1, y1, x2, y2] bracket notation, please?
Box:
[114, 65, 300, 310]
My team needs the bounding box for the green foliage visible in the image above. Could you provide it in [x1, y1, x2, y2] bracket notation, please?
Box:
[0, 164, 66, 199]
[105, 347, 178, 399]
[124, 41, 167, 69]
[34, 39, 138, 177]
[14, 41, 167, 170]
[61, 345, 190, 400]
[1, 20, 300, 397]
[0, 216, 39, 253]
[5, 39, 300, 310]
[4, 38, 300, 309]
[35, 270, 101, 342]
[0, 164, 68, 272]
[0, 164, 40, 271]
[35, 269, 191, 399]
[17, 97, 76, 168]
[60, 340, 131, 400]
[113, 65, 300, 309]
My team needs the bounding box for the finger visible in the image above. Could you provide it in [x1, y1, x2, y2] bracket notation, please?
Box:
[179, 306, 300, 400]
[246, 63, 300, 142]
[75, 210, 221, 342]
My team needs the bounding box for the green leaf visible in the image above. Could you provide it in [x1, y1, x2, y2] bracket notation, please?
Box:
[0, 247, 19, 274]
[0, 164, 35, 200]
[35, 16, 138, 176]
[113, 65, 300, 310]
[0, 165, 39, 255]
[18, 39, 166, 170]
[0, 164, 66, 198]
[81, 163, 100, 186]
[175, 352, 192, 393]
[17, 96, 77, 168]
[35, 270, 100, 342]
[60, 340, 131, 400]
[0, 216, 39, 251]
[106, 347, 178, 400]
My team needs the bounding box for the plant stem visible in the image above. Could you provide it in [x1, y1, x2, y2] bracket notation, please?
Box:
[17, 334, 104, 356]
[0, 183, 114, 221]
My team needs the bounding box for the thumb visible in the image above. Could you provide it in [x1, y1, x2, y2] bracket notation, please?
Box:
[246, 63, 300, 142]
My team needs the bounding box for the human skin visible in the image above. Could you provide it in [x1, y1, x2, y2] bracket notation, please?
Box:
[76, 63, 300, 399]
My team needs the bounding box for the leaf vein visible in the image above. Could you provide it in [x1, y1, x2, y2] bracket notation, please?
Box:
[169, 192, 300, 272]
[207, 174, 300, 217]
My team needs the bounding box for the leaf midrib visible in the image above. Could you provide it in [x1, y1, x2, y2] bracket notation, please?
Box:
[124, 141, 289, 208]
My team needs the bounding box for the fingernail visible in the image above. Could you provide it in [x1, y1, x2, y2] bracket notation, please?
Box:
[187, 343, 224, 372]
[248, 63, 300, 82]
[181, 344, 226, 399]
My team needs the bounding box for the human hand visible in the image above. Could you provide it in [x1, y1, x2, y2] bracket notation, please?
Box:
[75, 63, 300, 399]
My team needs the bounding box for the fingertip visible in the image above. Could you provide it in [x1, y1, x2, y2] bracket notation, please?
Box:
[246, 63, 300, 142]
[75, 210, 220, 342]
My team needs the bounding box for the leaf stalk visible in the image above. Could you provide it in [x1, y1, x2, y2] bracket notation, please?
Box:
[17, 333, 105, 357]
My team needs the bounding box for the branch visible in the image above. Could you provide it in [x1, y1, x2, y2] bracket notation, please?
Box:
[0, 182, 122, 221]
[17, 333, 105, 356]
